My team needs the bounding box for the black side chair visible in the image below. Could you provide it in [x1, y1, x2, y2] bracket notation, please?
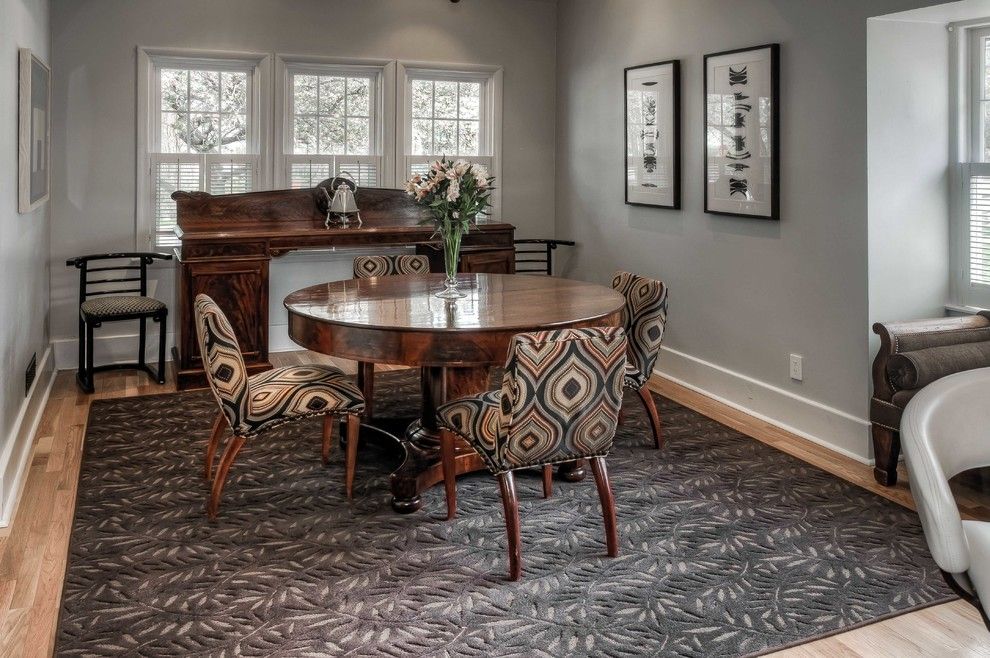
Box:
[66, 252, 172, 393]
[513, 239, 576, 276]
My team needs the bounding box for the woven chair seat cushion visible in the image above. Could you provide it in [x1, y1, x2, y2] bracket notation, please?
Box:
[437, 390, 504, 472]
[242, 365, 366, 436]
[80, 295, 166, 320]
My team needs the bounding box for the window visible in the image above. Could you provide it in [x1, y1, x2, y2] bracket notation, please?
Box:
[138, 50, 270, 248]
[276, 60, 388, 189]
[399, 65, 501, 217]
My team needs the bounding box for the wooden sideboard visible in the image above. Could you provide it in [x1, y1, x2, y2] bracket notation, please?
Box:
[172, 184, 515, 390]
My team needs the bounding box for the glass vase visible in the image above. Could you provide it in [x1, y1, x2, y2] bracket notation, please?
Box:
[435, 228, 466, 299]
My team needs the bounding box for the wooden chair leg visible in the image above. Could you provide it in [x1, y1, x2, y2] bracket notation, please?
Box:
[637, 386, 663, 450]
[322, 415, 334, 466]
[344, 414, 360, 499]
[357, 361, 375, 420]
[542, 465, 553, 498]
[497, 471, 522, 581]
[440, 429, 458, 520]
[207, 435, 246, 520]
[204, 411, 226, 480]
[156, 313, 167, 384]
[589, 457, 619, 558]
[871, 424, 900, 486]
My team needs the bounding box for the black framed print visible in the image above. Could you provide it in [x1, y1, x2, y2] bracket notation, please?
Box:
[704, 43, 779, 220]
[625, 59, 680, 209]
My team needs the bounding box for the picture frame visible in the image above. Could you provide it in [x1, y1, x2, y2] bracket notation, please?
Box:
[18, 47, 51, 213]
[703, 43, 779, 220]
[625, 59, 680, 209]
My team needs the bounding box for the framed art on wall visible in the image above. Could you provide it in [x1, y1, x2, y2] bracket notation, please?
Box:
[18, 47, 51, 213]
[625, 59, 680, 209]
[704, 43, 779, 220]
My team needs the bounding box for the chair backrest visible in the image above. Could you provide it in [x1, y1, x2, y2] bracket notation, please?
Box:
[353, 254, 430, 278]
[66, 252, 172, 305]
[498, 327, 627, 471]
[612, 271, 668, 379]
[901, 367, 990, 580]
[193, 294, 250, 434]
[513, 239, 576, 276]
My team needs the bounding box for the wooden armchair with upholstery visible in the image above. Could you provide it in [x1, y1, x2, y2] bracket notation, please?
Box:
[437, 326, 627, 581]
[871, 312, 990, 486]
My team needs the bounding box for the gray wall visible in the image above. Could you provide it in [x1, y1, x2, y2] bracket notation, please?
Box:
[1, 0, 51, 477]
[49, 0, 557, 362]
[867, 18, 950, 341]
[555, 0, 945, 459]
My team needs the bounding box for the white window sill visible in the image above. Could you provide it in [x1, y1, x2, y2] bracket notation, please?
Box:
[945, 302, 989, 315]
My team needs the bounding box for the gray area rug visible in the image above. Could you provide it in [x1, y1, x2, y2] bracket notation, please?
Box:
[56, 370, 953, 657]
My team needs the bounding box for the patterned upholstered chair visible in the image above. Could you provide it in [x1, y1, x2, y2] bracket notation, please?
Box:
[438, 327, 627, 581]
[612, 271, 668, 449]
[194, 295, 365, 519]
[351, 254, 431, 418]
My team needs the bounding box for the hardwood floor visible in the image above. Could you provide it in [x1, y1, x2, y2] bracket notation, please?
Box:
[0, 354, 987, 657]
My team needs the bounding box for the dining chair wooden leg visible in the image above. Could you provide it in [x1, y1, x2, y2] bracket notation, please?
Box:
[357, 361, 375, 420]
[440, 429, 458, 520]
[204, 411, 226, 481]
[637, 386, 663, 450]
[344, 414, 360, 500]
[322, 415, 334, 466]
[542, 465, 553, 498]
[589, 457, 619, 557]
[207, 435, 246, 520]
[497, 471, 522, 581]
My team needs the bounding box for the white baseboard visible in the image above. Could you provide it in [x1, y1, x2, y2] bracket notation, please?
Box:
[654, 346, 873, 464]
[0, 346, 56, 527]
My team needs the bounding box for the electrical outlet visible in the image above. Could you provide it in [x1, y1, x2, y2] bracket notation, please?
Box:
[789, 353, 803, 381]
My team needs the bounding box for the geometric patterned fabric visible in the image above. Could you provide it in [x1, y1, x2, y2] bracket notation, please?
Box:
[352, 254, 431, 278]
[193, 295, 364, 438]
[80, 295, 166, 320]
[438, 327, 627, 474]
[612, 271, 668, 389]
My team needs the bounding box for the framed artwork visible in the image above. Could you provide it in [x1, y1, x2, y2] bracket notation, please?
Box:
[625, 59, 680, 209]
[704, 43, 779, 220]
[18, 47, 51, 213]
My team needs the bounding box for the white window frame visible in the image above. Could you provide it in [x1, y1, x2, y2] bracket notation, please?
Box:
[136, 47, 271, 249]
[397, 62, 503, 220]
[274, 56, 394, 189]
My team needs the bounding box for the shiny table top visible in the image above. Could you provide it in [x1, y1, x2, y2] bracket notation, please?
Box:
[283, 273, 624, 333]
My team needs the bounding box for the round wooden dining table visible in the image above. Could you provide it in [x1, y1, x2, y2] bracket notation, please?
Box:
[284, 273, 625, 513]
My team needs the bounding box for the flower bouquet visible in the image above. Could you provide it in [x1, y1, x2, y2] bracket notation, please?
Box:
[405, 157, 495, 298]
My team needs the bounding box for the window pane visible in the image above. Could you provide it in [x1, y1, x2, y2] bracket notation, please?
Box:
[347, 77, 370, 116]
[320, 76, 346, 117]
[412, 80, 433, 117]
[160, 111, 188, 153]
[294, 115, 318, 154]
[220, 72, 247, 114]
[984, 37, 990, 98]
[434, 119, 457, 154]
[319, 117, 345, 154]
[458, 82, 480, 119]
[161, 69, 188, 111]
[220, 114, 247, 154]
[188, 113, 220, 152]
[458, 120, 479, 155]
[189, 70, 220, 112]
[346, 117, 370, 155]
[294, 74, 318, 113]
[984, 102, 990, 162]
[435, 81, 457, 118]
[412, 119, 432, 155]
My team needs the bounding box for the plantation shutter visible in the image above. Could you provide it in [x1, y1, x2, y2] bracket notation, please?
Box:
[150, 156, 200, 247]
[966, 163, 990, 287]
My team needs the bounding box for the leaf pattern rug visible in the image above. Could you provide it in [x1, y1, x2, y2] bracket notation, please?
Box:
[56, 370, 953, 657]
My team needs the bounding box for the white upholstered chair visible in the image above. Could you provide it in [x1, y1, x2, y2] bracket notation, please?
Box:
[901, 367, 990, 628]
